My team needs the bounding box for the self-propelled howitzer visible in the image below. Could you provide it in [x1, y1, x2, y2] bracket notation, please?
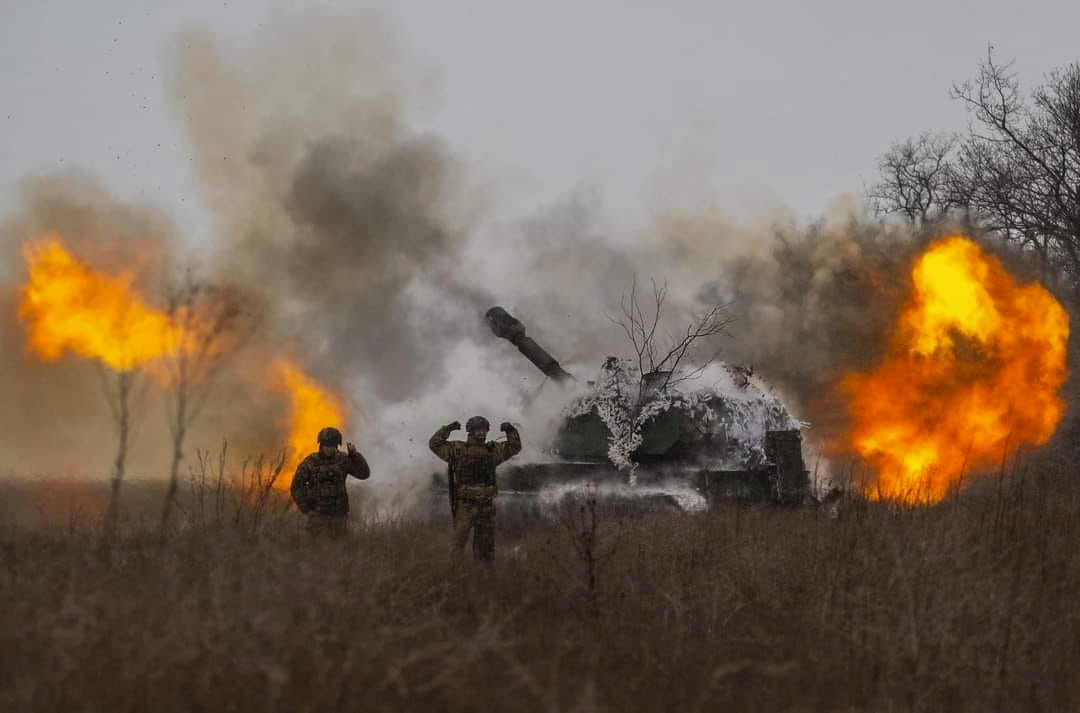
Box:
[432, 306, 812, 514]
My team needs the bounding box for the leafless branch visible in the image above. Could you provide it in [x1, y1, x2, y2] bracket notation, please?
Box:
[869, 132, 961, 224]
[874, 46, 1080, 296]
[159, 270, 263, 540]
[652, 301, 732, 389]
[610, 275, 733, 400]
[103, 369, 138, 542]
[607, 274, 666, 378]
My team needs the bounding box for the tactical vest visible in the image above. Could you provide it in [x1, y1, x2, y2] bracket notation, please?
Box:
[304, 455, 349, 515]
[456, 443, 497, 488]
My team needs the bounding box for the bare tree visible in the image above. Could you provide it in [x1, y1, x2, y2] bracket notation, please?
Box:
[158, 272, 260, 539]
[871, 47, 1080, 293]
[101, 367, 141, 540]
[609, 274, 732, 398]
[592, 276, 733, 482]
[949, 48, 1080, 284]
[611, 275, 665, 380]
[869, 132, 962, 225]
[93, 297, 154, 541]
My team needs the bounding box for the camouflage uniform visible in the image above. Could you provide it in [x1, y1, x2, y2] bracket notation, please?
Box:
[290, 449, 370, 538]
[429, 421, 522, 561]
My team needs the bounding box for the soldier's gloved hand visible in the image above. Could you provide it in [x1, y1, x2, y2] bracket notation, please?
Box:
[500, 421, 515, 433]
[447, 420, 461, 432]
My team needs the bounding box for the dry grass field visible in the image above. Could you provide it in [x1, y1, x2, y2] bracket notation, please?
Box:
[1, 457, 1078, 713]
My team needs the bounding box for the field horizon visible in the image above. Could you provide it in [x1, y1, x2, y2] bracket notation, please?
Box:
[2, 450, 1077, 712]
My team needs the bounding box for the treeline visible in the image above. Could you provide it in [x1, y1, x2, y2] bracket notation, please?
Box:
[870, 47, 1080, 300]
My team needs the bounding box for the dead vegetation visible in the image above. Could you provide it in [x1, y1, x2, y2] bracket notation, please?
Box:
[608, 274, 732, 397]
[0, 456, 1078, 713]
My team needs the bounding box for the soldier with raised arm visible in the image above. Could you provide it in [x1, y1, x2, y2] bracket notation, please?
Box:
[290, 426, 371, 539]
[429, 416, 521, 562]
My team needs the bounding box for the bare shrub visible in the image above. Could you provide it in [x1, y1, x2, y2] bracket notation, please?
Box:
[1, 463, 1078, 712]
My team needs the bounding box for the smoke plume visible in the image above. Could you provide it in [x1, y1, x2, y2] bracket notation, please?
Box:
[166, 9, 492, 406]
[2, 5, 1071, 505]
[0, 173, 164, 475]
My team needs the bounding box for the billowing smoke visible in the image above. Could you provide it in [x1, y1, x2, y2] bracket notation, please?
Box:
[4, 6, 1069, 506]
[0, 172, 175, 476]
[703, 213, 923, 439]
[0, 172, 281, 479]
[0, 10, 513, 490]
[165, 9, 493, 407]
[485, 195, 1057, 477]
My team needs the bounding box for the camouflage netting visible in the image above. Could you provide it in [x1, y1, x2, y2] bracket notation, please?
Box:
[563, 358, 804, 484]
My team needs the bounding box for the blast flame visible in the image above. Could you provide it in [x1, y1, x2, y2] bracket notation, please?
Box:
[841, 235, 1069, 503]
[16, 232, 350, 489]
[18, 233, 195, 373]
[269, 358, 348, 490]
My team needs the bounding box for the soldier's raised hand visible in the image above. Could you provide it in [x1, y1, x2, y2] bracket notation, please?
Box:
[500, 421, 515, 432]
[447, 420, 461, 432]
[346, 442, 358, 455]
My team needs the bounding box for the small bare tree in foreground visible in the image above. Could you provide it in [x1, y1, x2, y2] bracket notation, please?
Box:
[559, 484, 622, 622]
[100, 366, 143, 540]
[158, 272, 260, 539]
[96, 297, 151, 540]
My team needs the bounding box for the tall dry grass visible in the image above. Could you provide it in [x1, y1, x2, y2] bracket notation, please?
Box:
[1, 455, 1078, 712]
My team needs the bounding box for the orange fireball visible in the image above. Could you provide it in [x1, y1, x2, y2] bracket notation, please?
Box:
[17, 232, 352, 487]
[18, 233, 194, 373]
[268, 358, 349, 490]
[842, 235, 1069, 503]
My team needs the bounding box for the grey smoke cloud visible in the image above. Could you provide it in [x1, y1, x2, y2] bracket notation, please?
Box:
[0, 171, 279, 476]
[5, 5, 1073, 498]
[166, 9, 494, 406]
[0, 172, 173, 475]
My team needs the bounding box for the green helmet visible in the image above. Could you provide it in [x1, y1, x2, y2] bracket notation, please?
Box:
[466, 416, 490, 433]
[317, 427, 343, 447]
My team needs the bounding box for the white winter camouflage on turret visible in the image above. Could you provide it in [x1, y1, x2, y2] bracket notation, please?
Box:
[562, 357, 804, 484]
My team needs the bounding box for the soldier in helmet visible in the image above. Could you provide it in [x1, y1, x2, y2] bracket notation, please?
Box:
[428, 416, 521, 562]
[290, 426, 371, 539]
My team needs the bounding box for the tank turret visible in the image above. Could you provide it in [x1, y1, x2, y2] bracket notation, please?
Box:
[432, 306, 812, 513]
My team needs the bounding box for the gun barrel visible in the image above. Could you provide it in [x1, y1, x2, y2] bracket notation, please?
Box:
[485, 306, 572, 382]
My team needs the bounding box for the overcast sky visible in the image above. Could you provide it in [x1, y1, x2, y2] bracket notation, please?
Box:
[3, 0, 1080, 245]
